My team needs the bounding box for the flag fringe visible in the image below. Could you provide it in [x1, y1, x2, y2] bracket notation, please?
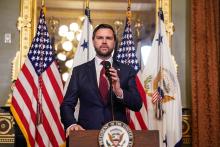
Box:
[10, 105, 32, 147]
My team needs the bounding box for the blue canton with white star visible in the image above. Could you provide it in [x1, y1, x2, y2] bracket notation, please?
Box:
[28, 9, 55, 76]
[115, 18, 140, 71]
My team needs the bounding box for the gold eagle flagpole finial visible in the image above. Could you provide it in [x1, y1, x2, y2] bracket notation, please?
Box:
[128, 0, 131, 7]
[41, 0, 46, 14]
[127, 0, 132, 24]
[159, 0, 162, 9]
[86, 0, 90, 8]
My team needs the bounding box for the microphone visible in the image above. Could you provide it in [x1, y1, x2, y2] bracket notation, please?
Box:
[103, 61, 111, 83]
[103, 61, 115, 121]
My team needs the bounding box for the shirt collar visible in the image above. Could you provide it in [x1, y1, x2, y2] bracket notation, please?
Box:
[95, 56, 113, 65]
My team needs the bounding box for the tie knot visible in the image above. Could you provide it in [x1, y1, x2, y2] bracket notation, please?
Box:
[101, 61, 105, 66]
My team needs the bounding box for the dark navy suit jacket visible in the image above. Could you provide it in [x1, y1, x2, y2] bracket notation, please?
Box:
[60, 59, 142, 130]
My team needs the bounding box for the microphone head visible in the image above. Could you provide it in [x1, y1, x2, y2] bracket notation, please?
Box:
[103, 61, 111, 70]
[103, 61, 111, 81]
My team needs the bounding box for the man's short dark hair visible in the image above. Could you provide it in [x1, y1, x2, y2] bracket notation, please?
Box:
[92, 24, 117, 41]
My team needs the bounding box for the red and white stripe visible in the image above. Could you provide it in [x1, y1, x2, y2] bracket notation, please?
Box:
[11, 59, 65, 147]
[152, 90, 160, 104]
[129, 73, 148, 130]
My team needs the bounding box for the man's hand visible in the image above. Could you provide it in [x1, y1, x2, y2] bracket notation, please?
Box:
[109, 67, 123, 97]
[66, 124, 85, 137]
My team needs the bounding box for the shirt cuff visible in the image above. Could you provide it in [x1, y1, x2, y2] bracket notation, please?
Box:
[115, 89, 123, 99]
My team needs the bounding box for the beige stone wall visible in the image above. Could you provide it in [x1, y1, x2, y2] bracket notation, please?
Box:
[0, 0, 20, 106]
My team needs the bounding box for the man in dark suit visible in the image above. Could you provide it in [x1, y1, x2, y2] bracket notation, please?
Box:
[60, 24, 142, 136]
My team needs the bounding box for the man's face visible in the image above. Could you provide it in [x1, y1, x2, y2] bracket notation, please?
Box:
[93, 28, 115, 58]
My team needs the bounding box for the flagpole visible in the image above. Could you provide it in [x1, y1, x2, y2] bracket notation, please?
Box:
[37, 7, 46, 125]
[156, 8, 164, 120]
[125, 0, 132, 65]
[85, 0, 90, 61]
[157, 9, 161, 120]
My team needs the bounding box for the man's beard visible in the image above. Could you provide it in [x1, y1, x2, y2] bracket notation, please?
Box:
[95, 47, 114, 58]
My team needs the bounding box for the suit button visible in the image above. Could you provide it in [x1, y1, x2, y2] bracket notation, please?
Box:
[101, 122, 105, 126]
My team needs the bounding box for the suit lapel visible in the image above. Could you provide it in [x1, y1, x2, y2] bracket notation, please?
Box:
[85, 59, 124, 105]
[87, 59, 99, 93]
[86, 59, 107, 105]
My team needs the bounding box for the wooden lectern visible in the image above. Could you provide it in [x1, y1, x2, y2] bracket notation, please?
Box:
[69, 130, 159, 147]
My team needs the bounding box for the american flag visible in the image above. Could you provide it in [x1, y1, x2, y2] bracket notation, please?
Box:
[152, 86, 164, 103]
[115, 17, 148, 130]
[10, 9, 65, 147]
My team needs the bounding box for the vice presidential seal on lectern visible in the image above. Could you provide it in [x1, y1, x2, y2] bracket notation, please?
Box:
[98, 121, 133, 147]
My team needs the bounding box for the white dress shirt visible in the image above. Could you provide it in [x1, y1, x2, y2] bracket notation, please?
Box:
[95, 56, 113, 86]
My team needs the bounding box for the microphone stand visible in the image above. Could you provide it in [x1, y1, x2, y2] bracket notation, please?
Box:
[104, 61, 115, 121]
[108, 79, 115, 121]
